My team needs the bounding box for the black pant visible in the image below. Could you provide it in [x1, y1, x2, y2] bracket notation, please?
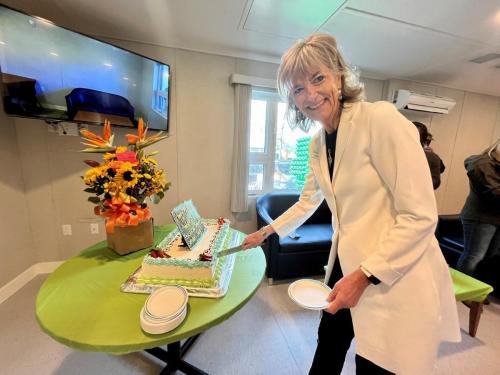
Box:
[309, 260, 394, 375]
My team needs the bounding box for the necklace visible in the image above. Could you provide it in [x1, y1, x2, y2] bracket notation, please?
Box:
[328, 148, 333, 167]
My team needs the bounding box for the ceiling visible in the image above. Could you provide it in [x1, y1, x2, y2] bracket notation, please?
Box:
[2, 0, 500, 97]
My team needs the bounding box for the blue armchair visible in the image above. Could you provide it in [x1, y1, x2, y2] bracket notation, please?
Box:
[435, 214, 464, 268]
[256, 192, 332, 282]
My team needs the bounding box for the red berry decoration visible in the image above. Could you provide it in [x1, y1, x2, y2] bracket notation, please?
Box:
[199, 250, 213, 261]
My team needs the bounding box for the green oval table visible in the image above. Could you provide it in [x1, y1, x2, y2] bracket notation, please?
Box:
[36, 224, 265, 374]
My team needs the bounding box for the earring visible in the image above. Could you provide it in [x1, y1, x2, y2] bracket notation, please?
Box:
[338, 89, 343, 101]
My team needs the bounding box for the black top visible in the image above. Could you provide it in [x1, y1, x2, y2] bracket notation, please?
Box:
[325, 128, 381, 285]
[325, 129, 338, 180]
[424, 150, 445, 190]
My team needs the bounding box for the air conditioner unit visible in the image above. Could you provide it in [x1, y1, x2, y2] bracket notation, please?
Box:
[392, 89, 456, 114]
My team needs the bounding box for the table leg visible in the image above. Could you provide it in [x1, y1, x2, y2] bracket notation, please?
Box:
[468, 301, 483, 338]
[144, 334, 208, 375]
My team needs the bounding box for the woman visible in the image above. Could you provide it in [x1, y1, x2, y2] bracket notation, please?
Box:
[243, 33, 460, 374]
[457, 139, 500, 283]
[412, 121, 446, 189]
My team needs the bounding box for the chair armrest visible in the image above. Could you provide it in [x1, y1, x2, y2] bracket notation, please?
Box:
[256, 204, 274, 227]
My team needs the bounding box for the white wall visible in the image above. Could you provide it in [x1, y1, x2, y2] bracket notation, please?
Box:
[0, 97, 34, 286]
[384, 79, 500, 214]
[1, 37, 499, 288]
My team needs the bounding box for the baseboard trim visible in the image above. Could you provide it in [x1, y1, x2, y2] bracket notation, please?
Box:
[0, 261, 63, 305]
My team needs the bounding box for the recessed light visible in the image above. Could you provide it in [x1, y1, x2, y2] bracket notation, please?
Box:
[123, 77, 129, 80]
[35, 16, 55, 27]
[50, 52, 59, 56]
[103, 63, 112, 67]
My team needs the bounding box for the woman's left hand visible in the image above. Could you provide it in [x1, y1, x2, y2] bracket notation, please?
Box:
[324, 268, 371, 314]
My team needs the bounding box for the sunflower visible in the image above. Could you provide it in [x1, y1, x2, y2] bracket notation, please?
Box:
[114, 162, 139, 190]
[83, 165, 107, 185]
[141, 157, 158, 166]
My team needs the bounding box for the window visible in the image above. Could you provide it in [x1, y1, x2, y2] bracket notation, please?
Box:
[248, 88, 320, 194]
[152, 63, 169, 118]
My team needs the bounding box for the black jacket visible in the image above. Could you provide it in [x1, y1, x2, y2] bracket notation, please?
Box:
[460, 154, 500, 225]
[425, 150, 445, 189]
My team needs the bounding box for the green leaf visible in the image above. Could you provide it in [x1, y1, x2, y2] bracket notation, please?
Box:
[157, 191, 165, 199]
[136, 134, 169, 150]
[151, 195, 161, 204]
[84, 187, 96, 193]
[79, 147, 115, 153]
[87, 196, 101, 204]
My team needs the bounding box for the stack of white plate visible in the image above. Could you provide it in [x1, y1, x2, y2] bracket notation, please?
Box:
[140, 285, 188, 334]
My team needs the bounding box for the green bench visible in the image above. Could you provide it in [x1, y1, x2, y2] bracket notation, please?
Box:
[450, 268, 493, 337]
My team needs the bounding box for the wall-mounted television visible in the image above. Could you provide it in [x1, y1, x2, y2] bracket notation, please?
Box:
[0, 4, 170, 131]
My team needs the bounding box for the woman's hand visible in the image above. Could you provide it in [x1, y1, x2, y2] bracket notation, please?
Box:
[324, 268, 371, 314]
[242, 225, 275, 250]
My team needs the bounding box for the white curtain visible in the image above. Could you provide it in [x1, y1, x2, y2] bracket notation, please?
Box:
[230, 83, 251, 213]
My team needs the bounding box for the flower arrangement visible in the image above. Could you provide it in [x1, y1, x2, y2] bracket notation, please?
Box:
[80, 119, 170, 234]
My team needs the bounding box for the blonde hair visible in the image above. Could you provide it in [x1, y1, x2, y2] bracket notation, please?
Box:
[485, 137, 500, 163]
[277, 33, 364, 131]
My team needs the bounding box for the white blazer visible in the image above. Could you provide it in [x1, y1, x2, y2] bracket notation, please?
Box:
[272, 101, 461, 374]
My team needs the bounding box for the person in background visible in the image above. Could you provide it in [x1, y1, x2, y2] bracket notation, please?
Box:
[457, 138, 500, 285]
[243, 33, 460, 374]
[413, 121, 445, 189]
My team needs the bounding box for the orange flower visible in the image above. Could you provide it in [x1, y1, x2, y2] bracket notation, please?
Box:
[125, 134, 139, 145]
[80, 120, 115, 152]
[138, 118, 144, 140]
[103, 120, 111, 141]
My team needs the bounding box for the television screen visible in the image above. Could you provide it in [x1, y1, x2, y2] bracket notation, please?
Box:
[0, 5, 170, 131]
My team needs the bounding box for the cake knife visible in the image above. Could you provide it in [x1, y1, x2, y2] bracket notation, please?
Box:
[217, 244, 245, 257]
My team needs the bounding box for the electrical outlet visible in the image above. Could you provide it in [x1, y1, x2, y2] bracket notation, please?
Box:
[90, 223, 99, 234]
[62, 224, 72, 236]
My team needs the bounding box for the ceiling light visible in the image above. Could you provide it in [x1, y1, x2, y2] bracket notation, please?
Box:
[35, 16, 55, 27]
[103, 63, 112, 67]
[50, 52, 59, 56]
[123, 77, 129, 80]
[495, 9, 500, 24]
[0, 41, 5, 45]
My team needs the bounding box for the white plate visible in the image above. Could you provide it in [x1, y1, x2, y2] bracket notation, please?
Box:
[288, 279, 331, 310]
[145, 285, 188, 319]
[140, 305, 187, 335]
